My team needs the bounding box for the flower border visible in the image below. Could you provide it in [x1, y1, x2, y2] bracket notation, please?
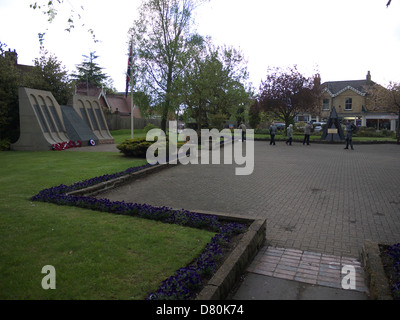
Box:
[386, 243, 400, 300]
[30, 163, 246, 300]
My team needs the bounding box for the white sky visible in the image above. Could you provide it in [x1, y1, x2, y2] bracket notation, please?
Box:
[1, 0, 400, 93]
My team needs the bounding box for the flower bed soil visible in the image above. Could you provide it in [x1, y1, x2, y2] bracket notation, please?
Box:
[191, 232, 245, 299]
[379, 244, 400, 300]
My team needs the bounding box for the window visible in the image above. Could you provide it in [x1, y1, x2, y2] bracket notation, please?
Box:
[322, 99, 330, 110]
[345, 98, 352, 110]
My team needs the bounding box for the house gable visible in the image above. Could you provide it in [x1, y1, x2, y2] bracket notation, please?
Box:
[323, 85, 366, 98]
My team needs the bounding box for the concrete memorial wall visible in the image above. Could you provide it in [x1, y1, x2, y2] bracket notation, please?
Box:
[11, 87, 114, 151]
[11, 87, 69, 151]
[69, 95, 114, 144]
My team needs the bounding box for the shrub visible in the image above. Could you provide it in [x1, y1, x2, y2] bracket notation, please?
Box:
[144, 123, 160, 133]
[254, 128, 269, 135]
[117, 137, 155, 158]
[117, 137, 187, 158]
[355, 126, 394, 138]
[0, 139, 11, 151]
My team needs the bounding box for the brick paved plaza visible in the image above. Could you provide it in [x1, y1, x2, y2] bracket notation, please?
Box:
[101, 141, 400, 258]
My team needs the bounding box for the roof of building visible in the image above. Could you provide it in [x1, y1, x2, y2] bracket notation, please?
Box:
[321, 72, 374, 98]
[75, 84, 141, 118]
[322, 80, 371, 96]
[106, 93, 141, 118]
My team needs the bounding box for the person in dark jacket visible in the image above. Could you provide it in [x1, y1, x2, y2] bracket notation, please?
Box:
[239, 122, 246, 142]
[344, 121, 356, 150]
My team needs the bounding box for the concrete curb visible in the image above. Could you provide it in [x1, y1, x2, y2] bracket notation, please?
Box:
[66, 163, 176, 197]
[195, 213, 266, 300]
[361, 240, 393, 300]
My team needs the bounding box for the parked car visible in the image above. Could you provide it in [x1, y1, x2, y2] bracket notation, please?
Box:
[275, 123, 286, 130]
[312, 122, 326, 133]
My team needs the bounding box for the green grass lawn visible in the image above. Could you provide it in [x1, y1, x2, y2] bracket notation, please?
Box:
[0, 150, 214, 300]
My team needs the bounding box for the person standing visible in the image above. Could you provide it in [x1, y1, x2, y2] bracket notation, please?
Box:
[269, 122, 277, 145]
[344, 120, 356, 150]
[286, 124, 293, 146]
[303, 122, 311, 145]
[239, 122, 246, 142]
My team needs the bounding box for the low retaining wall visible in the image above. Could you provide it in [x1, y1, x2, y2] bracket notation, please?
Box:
[196, 215, 266, 300]
[361, 240, 393, 300]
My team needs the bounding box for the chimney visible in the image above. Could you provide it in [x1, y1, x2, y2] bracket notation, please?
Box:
[313, 73, 321, 88]
[366, 71, 372, 85]
[4, 49, 18, 66]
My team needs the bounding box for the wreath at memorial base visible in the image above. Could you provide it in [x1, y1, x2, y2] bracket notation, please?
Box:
[52, 140, 82, 151]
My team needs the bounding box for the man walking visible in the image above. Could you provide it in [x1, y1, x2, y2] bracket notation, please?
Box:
[269, 122, 277, 145]
[344, 120, 356, 150]
[303, 122, 311, 145]
[239, 122, 246, 142]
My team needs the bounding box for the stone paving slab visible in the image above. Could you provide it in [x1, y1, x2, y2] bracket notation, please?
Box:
[247, 246, 368, 292]
[232, 272, 368, 300]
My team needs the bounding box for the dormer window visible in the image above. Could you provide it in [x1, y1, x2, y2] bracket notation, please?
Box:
[345, 98, 352, 110]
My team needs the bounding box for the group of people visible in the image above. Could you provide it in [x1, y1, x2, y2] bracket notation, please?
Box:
[268, 121, 356, 149]
[268, 122, 310, 146]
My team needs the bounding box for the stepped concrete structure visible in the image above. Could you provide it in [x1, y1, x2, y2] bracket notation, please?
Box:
[11, 87, 114, 151]
[68, 94, 114, 144]
[60, 105, 98, 146]
[11, 87, 69, 151]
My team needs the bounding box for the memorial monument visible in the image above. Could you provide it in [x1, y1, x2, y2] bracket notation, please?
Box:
[11, 87, 69, 151]
[321, 107, 345, 142]
[11, 87, 114, 151]
[68, 94, 114, 144]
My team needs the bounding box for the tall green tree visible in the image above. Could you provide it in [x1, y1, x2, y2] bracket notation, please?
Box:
[25, 49, 73, 105]
[129, 0, 208, 132]
[0, 43, 21, 145]
[178, 42, 251, 132]
[70, 52, 110, 90]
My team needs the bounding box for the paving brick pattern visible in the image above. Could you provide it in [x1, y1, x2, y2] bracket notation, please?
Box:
[247, 246, 367, 292]
[99, 141, 400, 292]
[101, 141, 400, 258]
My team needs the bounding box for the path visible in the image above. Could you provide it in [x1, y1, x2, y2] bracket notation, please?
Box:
[96, 141, 400, 298]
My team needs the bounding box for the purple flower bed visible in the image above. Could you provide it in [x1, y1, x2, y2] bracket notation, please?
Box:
[30, 164, 247, 300]
[386, 243, 400, 300]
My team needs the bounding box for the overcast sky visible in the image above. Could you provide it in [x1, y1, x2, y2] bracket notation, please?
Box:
[1, 0, 400, 93]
